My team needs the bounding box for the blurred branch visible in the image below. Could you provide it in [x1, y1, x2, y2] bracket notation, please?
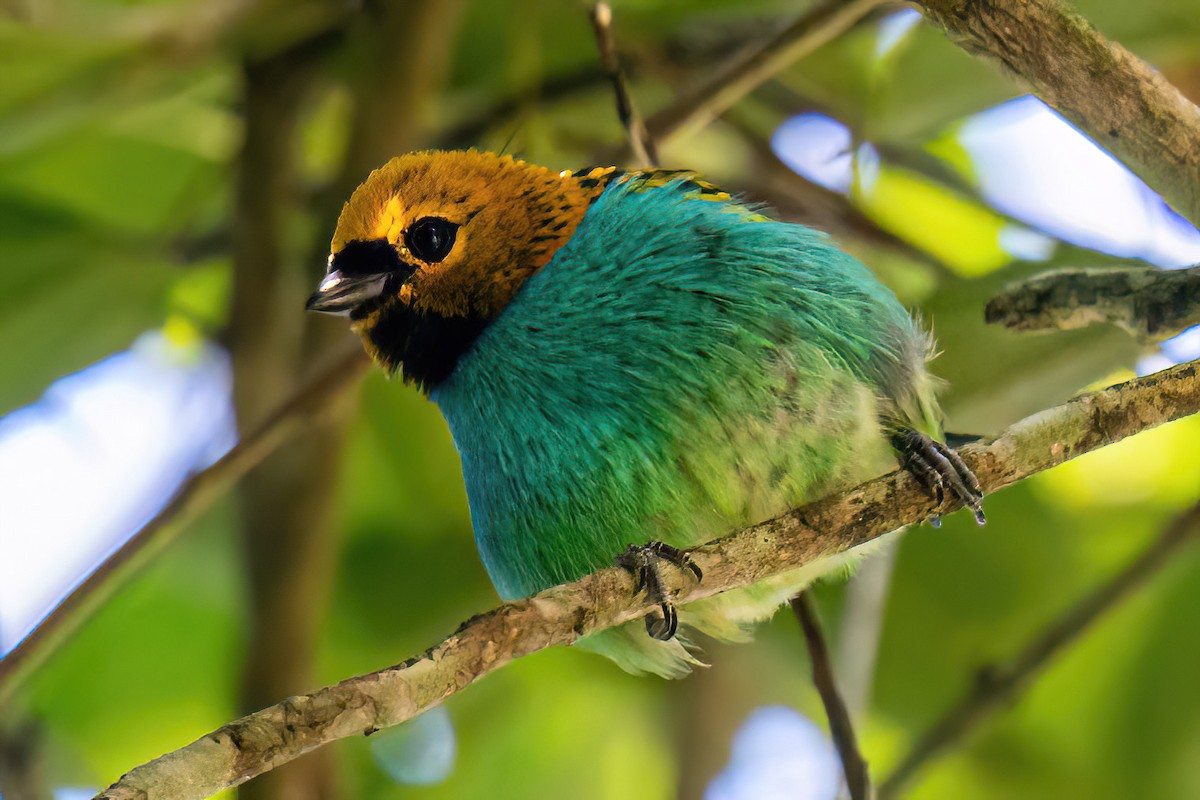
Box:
[0, 719, 49, 800]
[448, 0, 884, 164]
[0, 345, 369, 706]
[233, 4, 466, 799]
[914, 0, 1200, 229]
[229, 40, 342, 800]
[746, 87, 1063, 262]
[986, 265, 1200, 343]
[94, 359, 1200, 800]
[648, 0, 892, 147]
[437, 65, 608, 149]
[590, 2, 658, 167]
[725, 113, 944, 269]
[0, 0, 458, 734]
[791, 593, 871, 800]
[229, 48, 325, 426]
[137, 0, 348, 64]
[876, 501, 1200, 799]
[867, 139, 1069, 249]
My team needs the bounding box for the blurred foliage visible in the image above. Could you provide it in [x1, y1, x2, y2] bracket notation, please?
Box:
[5, 0, 1200, 798]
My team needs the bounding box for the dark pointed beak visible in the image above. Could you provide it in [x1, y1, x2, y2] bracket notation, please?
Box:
[305, 271, 388, 315]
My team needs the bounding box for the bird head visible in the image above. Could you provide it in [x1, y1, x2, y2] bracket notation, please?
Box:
[306, 150, 613, 390]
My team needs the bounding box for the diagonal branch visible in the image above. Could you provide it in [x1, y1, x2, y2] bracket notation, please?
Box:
[0, 345, 369, 705]
[647, 0, 892, 146]
[914, 0, 1200, 229]
[792, 592, 871, 800]
[985, 265, 1200, 343]
[876, 500, 1200, 799]
[94, 359, 1200, 800]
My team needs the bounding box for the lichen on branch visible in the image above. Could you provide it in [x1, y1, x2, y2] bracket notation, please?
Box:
[986, 265, 1200, 342]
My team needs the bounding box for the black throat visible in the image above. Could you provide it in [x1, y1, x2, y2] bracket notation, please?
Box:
[333, 238, 490, 391]
[363, 301, 491, 392]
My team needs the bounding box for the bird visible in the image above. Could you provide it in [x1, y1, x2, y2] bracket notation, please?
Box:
[306, 149, 984, 678]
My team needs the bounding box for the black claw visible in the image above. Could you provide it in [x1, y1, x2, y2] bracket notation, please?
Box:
[645, 541, 703, 581]
[898, 447, 944, 505]
[646, 603, 678, 640]
[892, 428, 986, 526]
[615, 541, 702, 640]
[942, 445, 984, 496]
[629, 564, 649, 596]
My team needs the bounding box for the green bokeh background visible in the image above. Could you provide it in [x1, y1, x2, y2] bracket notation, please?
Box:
[4, 0, 1200, 797]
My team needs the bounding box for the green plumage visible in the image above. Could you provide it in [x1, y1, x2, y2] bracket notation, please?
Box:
[431, 175, 941, 676]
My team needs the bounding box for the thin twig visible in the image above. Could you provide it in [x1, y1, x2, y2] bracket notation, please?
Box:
[985, 265, 1200, 343]
[647, 0, 891, 146]
[915, 0, 1200, 228]
[590, 2, 658, 167]
[94, 359, 1200, 800]
[0, 344, 369, 705]
[792, 592, 871, 800]
[876, 501, 1200, 799]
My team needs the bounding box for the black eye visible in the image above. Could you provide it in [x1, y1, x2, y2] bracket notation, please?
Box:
[405, 217, 459, 263]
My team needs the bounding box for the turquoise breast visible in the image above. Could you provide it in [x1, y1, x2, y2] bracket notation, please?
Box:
[432, 178, 929, 600]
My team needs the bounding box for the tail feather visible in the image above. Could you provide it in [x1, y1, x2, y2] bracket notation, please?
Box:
[576, 623, 705, 679]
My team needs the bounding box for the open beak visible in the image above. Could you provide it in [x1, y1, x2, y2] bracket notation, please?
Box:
[305, 271, 388, 315]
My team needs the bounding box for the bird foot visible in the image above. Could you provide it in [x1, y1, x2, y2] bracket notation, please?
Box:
[615, 542, 703, 640]
[891, 429, 986, 526]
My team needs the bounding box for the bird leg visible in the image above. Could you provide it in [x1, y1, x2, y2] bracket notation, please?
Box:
[615, 542, 703, 640]
[891, 428, 986, 526]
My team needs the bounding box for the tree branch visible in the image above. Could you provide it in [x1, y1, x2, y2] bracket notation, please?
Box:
[590, 2, 658, 167]
[0, 0, 461, 719]
[985, 265, 1200, 343]
[230, 38, 349, 800]
[724, 112, 947, 271]
[913, 0, 1200, 229]
[94, 359, 1200, 800]
[647, 0, 892, 146]
[0, 719, 49, 800]
[876, 500, 1200, 799]
[0, 345, 369, 706]
[791, 592, 871, 800]
[0, 0, 887, 718]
